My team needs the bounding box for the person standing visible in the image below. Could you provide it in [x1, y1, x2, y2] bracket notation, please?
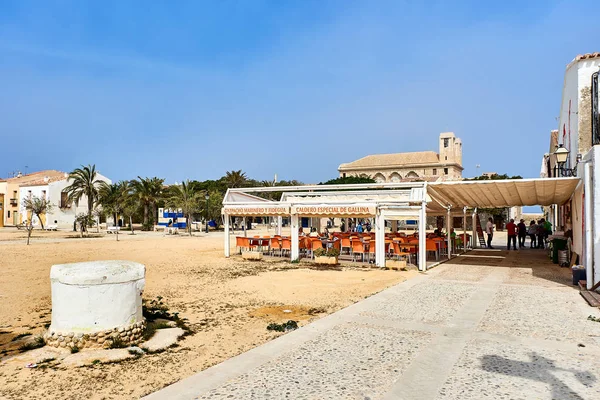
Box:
[528, 220, 537, 248]
[506, 219, 517, 250]
[517, 219, 527, 248]
[486, 217, 495, 249]
[537, 219, 546, 249]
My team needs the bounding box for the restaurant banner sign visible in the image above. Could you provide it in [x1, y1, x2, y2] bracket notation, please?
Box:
[223, 205, 290, 216]
[291, 205, 376, 216]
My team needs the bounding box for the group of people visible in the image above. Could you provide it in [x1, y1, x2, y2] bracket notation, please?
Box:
[340, 220, 372, 233]
[486, 217, 552, 250]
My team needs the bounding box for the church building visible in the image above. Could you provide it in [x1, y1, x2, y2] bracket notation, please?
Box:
[338, 132, 463, 182]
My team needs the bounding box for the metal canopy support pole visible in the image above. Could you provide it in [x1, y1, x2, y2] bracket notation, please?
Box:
[463, 206, 467, 253]
[376, 210, 385, 267]
[391, 220, 398, 233]
[447, 206, 452, 259]
[224, 213, 230, 257]
[291, 214, 299, 261]
[277, 216, 282, 236]
[243, 217, 247, 237]
[419, 201, 427, 271]
[472, 207, 478, 249]
[584, 163, 594, 289]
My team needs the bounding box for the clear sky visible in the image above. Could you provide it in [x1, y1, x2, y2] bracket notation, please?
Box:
[0, 0, 598, 184]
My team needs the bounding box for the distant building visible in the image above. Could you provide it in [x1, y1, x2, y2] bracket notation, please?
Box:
[0, 169, 111, 229]
[338, 132, 463, 182]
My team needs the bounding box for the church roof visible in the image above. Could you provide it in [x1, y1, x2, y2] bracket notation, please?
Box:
[339, 151, 441, 170]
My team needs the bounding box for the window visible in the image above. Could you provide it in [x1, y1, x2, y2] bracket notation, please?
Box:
[433, 168, 437, 175]
[443, 138, 449, 148]
[444, 168, 449, 175]
[60, 192, 70, 208]
[342, 173, 346, 178]
[28, 190, 32, 198]
[445, 156, 447, 161]
[7, 211, 10, 218]
[42, 190, 46, 198]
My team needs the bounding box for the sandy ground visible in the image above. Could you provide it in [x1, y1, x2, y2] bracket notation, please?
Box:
[0, 228, 416, 399]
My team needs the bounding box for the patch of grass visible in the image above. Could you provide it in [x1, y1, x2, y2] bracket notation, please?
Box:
[91, 359, 101, 365]
[18, 336, 45, 352]
[70, 346, 79, 354]
[142, 324, 158, 342]
[12, 332, 32, 341]
[588, 315, 600, 323]
[266, 320, 299, 332]
[154, 322, 171, 330]
[108, 336, 127, 349]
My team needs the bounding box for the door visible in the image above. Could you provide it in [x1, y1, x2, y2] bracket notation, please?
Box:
[13, 210, 18, 225]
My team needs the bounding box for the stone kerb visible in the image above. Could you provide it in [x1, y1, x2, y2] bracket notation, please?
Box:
[45, 260, 146, 349]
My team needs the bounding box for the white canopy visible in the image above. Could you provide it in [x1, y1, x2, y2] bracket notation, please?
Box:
[427, 178, 579, 209]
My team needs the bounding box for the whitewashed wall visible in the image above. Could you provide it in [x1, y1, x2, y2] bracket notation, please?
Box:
[45, 173, 112, 230]
[558, 58, 600, 167]
[19, 184, 49, 226]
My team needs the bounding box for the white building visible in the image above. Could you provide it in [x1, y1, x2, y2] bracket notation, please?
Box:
[545, 52, 600, 289]
[19, 171, 112, 229]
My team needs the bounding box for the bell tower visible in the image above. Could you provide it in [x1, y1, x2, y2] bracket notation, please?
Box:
[439, 132, 462, 166]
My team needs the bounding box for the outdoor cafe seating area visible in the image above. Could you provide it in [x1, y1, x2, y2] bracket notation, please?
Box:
[234, 230, 472, 266]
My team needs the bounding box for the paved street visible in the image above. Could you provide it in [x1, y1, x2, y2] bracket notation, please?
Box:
[146, 248, 600, 400]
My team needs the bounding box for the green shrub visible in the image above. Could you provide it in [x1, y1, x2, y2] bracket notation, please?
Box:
[266, 320, 299, 332]
[313, 248, 326, 257]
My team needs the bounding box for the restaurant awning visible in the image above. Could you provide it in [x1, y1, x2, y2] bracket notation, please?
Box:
[427, 177, 580, 209]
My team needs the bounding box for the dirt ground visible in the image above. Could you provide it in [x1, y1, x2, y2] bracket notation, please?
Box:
[0, 228, 417, 399]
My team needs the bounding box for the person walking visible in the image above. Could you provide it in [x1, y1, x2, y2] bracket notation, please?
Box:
[537, 219, 546, 249]
[486, 217, 495, 249]
[528, 220, 537, 248]
[506, 219, 517, 250]
[517, 219, 527, 248]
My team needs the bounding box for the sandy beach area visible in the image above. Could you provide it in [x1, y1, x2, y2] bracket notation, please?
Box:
[0, 228, 417, 399]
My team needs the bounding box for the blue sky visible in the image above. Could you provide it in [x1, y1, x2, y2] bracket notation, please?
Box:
[0, 0, 598, 184]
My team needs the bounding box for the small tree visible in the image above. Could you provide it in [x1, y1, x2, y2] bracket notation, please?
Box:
[75, 213, 94, 238]
[22, 196, 54, 245]
[167, 181, 203, 236]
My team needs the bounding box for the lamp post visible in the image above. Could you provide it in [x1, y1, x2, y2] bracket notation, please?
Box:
[205, 193, 210, 233]
[553, 144, 577, 177]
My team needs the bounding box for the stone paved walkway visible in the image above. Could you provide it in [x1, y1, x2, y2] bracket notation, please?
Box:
[145, 249, 600, 400]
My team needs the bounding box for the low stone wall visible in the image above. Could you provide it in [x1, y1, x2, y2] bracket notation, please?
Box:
[44, 321, 147, 349]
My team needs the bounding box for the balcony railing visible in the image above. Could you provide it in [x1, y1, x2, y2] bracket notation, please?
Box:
[552, 166, 577, 177]
[9, 198, 17, 206]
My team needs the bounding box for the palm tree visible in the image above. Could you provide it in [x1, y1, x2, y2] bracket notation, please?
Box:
[131, 177, 164, 229]
[224, 170, 248, 188]
[63, 165, 108, 217]
[99, 181, 130, 228]
[166, 180, 203, 236]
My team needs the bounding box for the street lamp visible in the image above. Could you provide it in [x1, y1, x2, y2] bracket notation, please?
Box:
[553, 144, 577, 177]
[205, 193, 210, 233]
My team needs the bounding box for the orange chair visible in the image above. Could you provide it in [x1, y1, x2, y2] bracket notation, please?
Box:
[352, 240, 367, 262]
[299, 237, 308, 258]
[341, 237, 352, 255]
[235, 237, 248, 254]
[367, 241, 376, 263]
[270, 237, 281, 256]
[310, 238, 324, 259]
[426, 240, 439, 260]
[392, 242, 411, 263]
[280, 238, 292, 257]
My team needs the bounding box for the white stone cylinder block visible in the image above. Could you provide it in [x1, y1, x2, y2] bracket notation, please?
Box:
[50, 260, 145, 334]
